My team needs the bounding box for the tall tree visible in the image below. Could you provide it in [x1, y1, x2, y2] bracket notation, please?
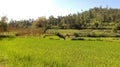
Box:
[0, 16, 8, 32]
[32, 17, 48, 34]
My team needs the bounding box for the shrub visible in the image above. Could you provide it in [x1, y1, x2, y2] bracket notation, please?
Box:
[115, 34, 120, 37]
[73, 33, 79, 37]
[71, 37, 84, 40]
[115, 23, 120, 30]
[55, 33, 65, 40]
[87, 32, 96, 37]
[112, 27, 117, 33]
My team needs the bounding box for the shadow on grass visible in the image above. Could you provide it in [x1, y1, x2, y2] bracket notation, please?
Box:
[0, 35, 15, 41]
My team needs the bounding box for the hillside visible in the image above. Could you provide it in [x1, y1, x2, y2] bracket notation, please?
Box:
[8, 7, 120, 29]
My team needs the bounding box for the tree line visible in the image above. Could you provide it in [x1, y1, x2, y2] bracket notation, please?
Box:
[1, 7, 120, 32]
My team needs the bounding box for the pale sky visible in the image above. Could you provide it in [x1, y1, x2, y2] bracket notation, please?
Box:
[0, 0, 73, 21]
[0, 0, 120, 21]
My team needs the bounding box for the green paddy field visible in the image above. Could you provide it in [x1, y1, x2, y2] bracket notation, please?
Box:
[0, 37, 120, 67]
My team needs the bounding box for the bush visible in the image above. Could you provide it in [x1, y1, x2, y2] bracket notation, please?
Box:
[71, 37, 84, 40]
[73, 33, 79, 37]
[87, 32, 96, 37]
[87, 32, 107, 37]
[115, 23, 120, 30]
[0, 35, 13, 40]
[0, 35, 10, 38]
[55, 33, 66, 40]
[112, 27, 117, 33]
[115, 34, 120, 37]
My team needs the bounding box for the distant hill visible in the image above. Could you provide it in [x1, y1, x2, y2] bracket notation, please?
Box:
[8, 7, 120, 29]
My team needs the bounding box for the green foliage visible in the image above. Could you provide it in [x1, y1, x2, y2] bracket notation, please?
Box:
[112, 22, 120, 33]
[0, 37, 120, 67]
[32, 17, 48, 28]
[112, 27, 117, 33]
[47, 29, 120, 37]
[8, 7, 120, 29]
[9, 19, 33, 28]
[0, 16, 8, 32]
[93, 21, 99, 29]
[32, 17, 49, 34]
[115, 22, 120, 30]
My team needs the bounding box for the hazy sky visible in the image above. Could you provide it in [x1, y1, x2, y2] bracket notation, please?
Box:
[0, 0, 119, 20]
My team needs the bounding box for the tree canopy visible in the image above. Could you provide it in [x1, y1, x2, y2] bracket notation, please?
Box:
[0, 16, 8, 32]
[7, 7, 120, 30]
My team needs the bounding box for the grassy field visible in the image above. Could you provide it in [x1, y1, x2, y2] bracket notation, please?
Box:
[0, 37, 120, 67]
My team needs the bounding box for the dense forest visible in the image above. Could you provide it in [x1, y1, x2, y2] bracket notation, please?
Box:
[1, 7, 120, 32]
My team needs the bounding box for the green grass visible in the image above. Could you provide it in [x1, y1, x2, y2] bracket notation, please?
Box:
[0, 37, 120, 67]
